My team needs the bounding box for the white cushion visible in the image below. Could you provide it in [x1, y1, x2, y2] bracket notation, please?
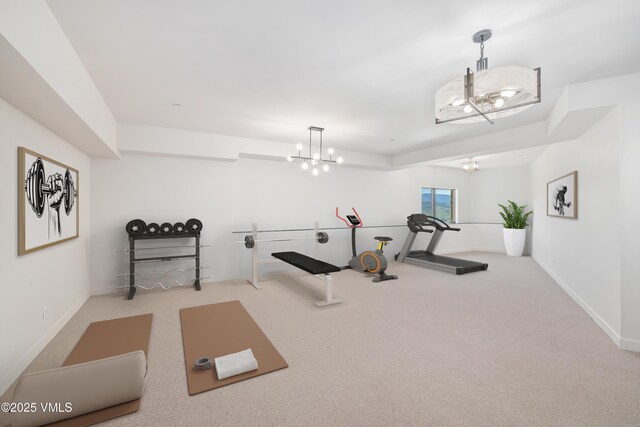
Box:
[10, 350, 146, 427]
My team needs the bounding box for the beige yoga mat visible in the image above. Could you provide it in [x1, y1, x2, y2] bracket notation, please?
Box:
[45, 314, 153, 427]
[180, 300, 288, 395]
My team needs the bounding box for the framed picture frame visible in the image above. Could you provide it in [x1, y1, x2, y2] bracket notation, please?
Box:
[18, 147, 79, 255]
[547, 171, 577, 219]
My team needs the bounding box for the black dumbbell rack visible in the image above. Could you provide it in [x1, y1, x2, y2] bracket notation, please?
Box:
[127, 232, 202, 300]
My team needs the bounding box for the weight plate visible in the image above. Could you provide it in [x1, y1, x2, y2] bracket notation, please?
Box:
[63, 169, 75, 215]
[146, 222, 160, 234]
[244, 235, 255, 249]
[317, 231, 329, 244]
[173, 222, 185, 233]
[25, 164, 34, 213]
[25, 158, 46, 218]
[125, 219, 146, 236]
[160, 222, 173, 234]
[185, 218, 203, 233]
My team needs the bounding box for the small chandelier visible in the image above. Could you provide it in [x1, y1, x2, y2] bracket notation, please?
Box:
[286, 126, 343, 175]
[462, 158, 479, 173]
[435, 29, 541, 125]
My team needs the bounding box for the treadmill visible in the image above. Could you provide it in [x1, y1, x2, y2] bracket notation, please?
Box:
[395, 213, 488, 274]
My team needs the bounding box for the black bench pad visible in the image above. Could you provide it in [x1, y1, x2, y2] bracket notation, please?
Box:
[271, 251, 341, 275]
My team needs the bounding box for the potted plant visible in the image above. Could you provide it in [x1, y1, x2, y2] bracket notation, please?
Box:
[498, 201, 533, 256]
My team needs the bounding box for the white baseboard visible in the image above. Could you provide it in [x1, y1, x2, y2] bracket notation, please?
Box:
[90, 286, 124, 296]
[438, 247, 505, 255]
[0, 294, 88, 396]
[620, 338, 640, 352]
[199, 273, 248, 284]
[532, 255, 623, 349]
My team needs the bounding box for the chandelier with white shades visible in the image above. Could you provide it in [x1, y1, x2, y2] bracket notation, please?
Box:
[286, 126, 343, 175]
[435, 29, 541, 125]
[462, 158, 480, 173]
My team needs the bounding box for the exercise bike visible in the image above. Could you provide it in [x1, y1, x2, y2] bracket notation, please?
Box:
[336, 207, 398, 283]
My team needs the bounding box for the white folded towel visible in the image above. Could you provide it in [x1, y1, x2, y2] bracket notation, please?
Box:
[214, 348, 258, 380]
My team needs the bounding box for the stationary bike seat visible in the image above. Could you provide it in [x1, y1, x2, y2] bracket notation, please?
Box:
[374, 236, 393, 242]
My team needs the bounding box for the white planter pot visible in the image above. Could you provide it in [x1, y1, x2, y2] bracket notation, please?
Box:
[503, 228, 526, 256]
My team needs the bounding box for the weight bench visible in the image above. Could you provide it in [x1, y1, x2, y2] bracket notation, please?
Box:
[271, 251, 342, 307]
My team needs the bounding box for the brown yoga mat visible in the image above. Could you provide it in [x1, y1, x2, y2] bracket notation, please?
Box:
[45, 314, 153, 427]
[180, 300, 288, 395]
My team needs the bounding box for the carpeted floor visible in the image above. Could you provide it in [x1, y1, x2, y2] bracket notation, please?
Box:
[2, 252, 640, 426]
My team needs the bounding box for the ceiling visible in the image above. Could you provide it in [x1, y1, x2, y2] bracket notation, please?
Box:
[47, 0, 640, 156]
[431, 145, 549, 170]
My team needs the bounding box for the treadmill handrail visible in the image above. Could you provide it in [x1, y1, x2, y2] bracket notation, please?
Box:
[405, 215, 434, 233]
[407, 214, 460, 232]
[424, 215, 460, 231]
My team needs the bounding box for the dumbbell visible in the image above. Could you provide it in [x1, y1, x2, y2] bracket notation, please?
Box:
[24, 158, 76, 218]
[146, 223, 160, 234]
[125, 219, 147, 236]
[185, 218, 203, 233]
[160, 223, 174, 234]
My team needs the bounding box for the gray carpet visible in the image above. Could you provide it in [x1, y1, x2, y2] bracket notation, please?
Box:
[2, 252, 640, 426]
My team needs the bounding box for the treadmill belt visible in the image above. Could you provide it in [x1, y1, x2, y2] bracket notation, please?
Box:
[407, 252, 488, 274]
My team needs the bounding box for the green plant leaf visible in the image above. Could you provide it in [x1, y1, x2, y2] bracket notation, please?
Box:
[498, 201, 533, 229]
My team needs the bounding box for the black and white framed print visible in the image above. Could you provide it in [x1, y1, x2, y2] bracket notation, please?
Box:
[18, 147, 79, 255]
[547, 171, 577, 219]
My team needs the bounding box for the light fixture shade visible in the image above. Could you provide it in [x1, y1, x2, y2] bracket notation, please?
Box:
[286, 126, 343, 174]
[462, 159, 479, 173]
[435, 66, 540, 124]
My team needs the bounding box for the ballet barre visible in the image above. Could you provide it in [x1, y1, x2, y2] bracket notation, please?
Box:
[232, 224, 406, 234]
[235, 222, 329, 289]
[235, 233, 328, 249]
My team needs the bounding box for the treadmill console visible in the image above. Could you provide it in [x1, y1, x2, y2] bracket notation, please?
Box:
[346, 215, 361, 226]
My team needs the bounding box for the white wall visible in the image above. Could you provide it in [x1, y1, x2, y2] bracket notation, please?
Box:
[468, 166, 532, 254]
[0, 98, 91, 394]
[90, 153, 526, 295]
[0, 0, 118, 157]
[89, 154, 235, 294]
[530, 109, 621, 341]
[468, 167, 530, 223]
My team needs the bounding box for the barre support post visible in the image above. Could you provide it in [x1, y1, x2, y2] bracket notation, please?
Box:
[314, 221, 319, 259]
[249, 222, 261, 289]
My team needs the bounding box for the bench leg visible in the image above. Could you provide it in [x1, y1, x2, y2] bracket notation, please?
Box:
[314, 274, 342, 307]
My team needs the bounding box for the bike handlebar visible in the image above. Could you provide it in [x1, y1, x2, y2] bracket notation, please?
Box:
[336, 207, 363, 228]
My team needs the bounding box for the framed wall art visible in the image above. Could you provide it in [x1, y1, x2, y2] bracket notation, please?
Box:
[547, 171, 577, 219]
[18, 147, 79, 255]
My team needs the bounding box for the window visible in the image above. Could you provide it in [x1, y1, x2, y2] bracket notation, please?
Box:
[421, 187, 456, 223]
